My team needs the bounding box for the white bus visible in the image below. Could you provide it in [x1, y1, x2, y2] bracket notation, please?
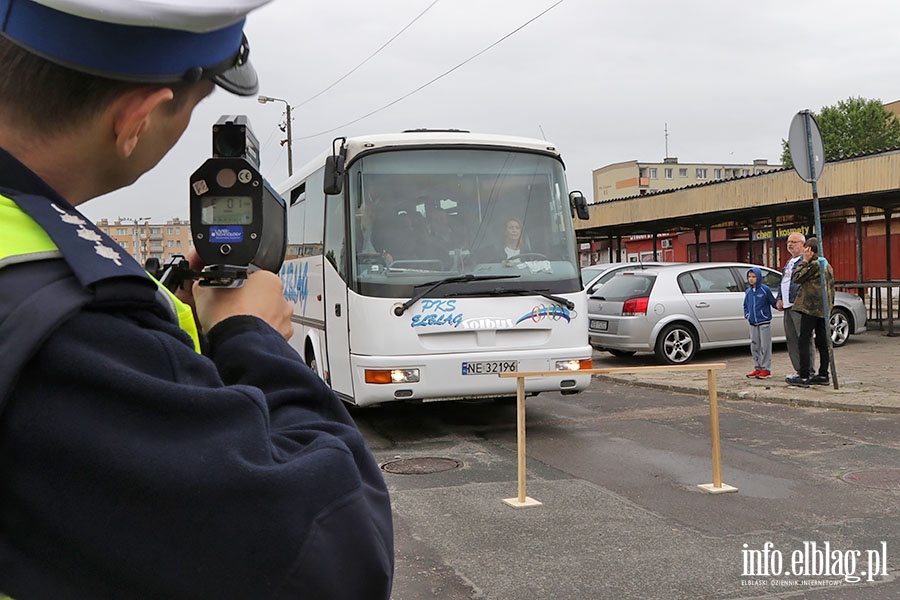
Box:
[278, 129, 593, 406]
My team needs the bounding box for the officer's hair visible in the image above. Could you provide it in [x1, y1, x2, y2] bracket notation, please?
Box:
[0, 37, 193, 135]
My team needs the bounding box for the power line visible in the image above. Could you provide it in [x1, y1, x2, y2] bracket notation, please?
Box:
[293, 0, 440, 110]
[294, 0, 566, 141]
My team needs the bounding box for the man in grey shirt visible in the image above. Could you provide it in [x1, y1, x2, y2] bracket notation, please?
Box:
[775, 232, 815, 376]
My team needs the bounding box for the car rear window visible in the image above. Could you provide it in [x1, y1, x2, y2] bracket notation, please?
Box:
[592, 273, 656, 301]
[581, 267, 606, 280]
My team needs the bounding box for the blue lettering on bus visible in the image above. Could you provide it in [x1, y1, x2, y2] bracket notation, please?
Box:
[280, 261, 309, 314]
[420, 299, 457, 312]
[411, 299, 463, 328]
[411, 312, 464, 328]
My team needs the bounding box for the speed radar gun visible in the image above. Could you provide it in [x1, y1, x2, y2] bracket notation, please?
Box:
[150, 115, 287, 291]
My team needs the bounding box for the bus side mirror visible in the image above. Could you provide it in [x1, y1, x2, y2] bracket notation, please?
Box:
[570, 190, 589, 220]
[323, 136, 347, 195]
[324, 154, 344, 195]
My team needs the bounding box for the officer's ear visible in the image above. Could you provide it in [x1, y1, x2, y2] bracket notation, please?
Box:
[111, 86, 175, 158]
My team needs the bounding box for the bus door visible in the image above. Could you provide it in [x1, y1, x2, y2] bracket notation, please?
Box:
[323, 190, 354, 399]
[323, 264, 353, 397]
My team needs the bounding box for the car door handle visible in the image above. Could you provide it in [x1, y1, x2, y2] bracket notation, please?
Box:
[694, 302, 710, 308]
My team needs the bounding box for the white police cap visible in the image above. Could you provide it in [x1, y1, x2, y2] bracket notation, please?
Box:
[0, 0, 274, 95]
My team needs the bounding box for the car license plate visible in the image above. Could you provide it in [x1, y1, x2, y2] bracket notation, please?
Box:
[590, 319, 608, 331]
[462, 360, 519, 375]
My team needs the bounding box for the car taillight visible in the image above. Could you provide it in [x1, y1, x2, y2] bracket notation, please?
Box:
[622, 296, 649, 315]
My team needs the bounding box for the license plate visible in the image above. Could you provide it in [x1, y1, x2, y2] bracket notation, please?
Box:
[462, 360, 519, 375]
[590, 319, 608, 331]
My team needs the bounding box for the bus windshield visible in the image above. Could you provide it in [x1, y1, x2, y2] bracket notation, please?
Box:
[348, 148, 581, 298]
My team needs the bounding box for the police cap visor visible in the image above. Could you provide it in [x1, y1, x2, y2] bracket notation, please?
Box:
[0, 0, 265, 96]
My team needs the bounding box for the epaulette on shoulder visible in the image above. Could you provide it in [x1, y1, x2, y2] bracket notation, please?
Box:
[0, 258, 170, 407]
[0, 258, 90, 406]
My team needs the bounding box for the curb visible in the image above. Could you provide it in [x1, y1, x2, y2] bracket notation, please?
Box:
[592, 374, 900, 414]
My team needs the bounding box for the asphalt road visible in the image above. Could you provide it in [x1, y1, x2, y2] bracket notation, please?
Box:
[353, 381, 900, 600]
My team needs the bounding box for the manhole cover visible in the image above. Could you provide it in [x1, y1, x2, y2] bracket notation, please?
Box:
[381, 457, 462, 475]
[840, 468, 900, 489]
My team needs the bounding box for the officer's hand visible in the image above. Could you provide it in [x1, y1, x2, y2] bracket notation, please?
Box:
[776, 299, 784, 311]
[193, 270, 294, 340]
[173, 247, 203, 315]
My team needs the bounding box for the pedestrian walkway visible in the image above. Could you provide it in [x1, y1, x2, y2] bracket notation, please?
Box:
[592, 328, 900, 413]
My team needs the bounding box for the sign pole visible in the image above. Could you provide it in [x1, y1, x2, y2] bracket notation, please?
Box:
[801, 111, 839, 389]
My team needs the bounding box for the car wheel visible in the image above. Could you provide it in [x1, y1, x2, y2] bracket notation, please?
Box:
[608, 349, 637, 357]
[655, 323, 698, 365]
[830, 308, 851, 347]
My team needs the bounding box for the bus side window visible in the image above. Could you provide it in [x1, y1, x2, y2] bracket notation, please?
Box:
[303, 168, 325, 258]
[286, 183, 306, 260]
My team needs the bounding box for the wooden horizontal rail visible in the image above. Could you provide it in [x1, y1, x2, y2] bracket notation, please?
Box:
[499, 362, 736, 507]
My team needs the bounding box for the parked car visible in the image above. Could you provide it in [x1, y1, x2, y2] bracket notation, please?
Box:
[582, 262, 674, 296]
[588, 262, 867, 364]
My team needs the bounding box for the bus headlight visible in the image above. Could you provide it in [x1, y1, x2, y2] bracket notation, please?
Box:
[555, 359, 593, 371]
[365, 368, 420, 384]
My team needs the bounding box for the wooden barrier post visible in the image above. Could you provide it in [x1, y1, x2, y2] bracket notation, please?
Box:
[697, 367, 738, 494]
[501, 375, 542, 508]
[500, 363, 737, 506]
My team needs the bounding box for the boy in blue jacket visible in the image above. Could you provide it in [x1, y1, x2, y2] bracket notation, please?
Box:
[743, 267, 778, 379]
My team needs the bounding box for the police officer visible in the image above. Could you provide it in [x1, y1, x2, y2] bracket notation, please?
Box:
[0, 1, 393, 598]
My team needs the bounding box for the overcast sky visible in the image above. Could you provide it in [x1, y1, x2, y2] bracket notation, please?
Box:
[82, 0, 900, 224]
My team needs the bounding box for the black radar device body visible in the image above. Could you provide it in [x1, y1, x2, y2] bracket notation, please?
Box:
[151, 115, 287, 291]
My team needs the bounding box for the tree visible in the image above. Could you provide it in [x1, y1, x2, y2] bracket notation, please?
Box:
[781, 97, 900, 168]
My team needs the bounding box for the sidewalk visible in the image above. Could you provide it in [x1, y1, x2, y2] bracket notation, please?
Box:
[591, 328, 900, 413]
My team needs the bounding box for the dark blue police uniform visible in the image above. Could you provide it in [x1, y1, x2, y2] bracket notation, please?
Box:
[0, 143, 393, 597]
[0, 1, 393, 596]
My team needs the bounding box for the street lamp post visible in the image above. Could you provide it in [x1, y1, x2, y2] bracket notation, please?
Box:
[257, 94, 293, 177]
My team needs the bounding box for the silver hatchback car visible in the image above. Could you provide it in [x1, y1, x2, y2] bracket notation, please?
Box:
[588, 262, 867, 364]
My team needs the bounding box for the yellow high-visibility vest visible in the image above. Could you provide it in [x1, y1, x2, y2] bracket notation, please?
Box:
[0, 195, 201, 353]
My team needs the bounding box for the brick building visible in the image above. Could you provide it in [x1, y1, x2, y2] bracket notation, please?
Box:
[95, 218, 192, 265]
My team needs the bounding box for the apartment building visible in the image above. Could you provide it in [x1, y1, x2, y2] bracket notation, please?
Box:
[592, 157, 781, 203]
[95, 218, 193, 265]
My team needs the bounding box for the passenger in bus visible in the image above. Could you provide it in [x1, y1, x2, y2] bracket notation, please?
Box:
[356, 201, 399, 268]
[430, 207, 462, 247]
[357, 205, 374, 253]
[356, 202, 383, 255]
[421, 205, 462, 268]
[380, 210, 421, 262]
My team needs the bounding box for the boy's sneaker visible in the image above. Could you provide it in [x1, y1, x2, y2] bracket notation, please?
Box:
[785, 374, 810, 387]
[746, 369, 761, 378]
[755, 370, 771, 379]
[808, 374, 830, 385]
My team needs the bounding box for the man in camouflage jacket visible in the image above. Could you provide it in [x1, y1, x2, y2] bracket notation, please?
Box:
[787, 237, 835, 385]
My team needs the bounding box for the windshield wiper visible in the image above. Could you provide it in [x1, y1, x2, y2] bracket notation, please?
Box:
[451, 287, 575, 310]
[393, 274, 520, 316]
